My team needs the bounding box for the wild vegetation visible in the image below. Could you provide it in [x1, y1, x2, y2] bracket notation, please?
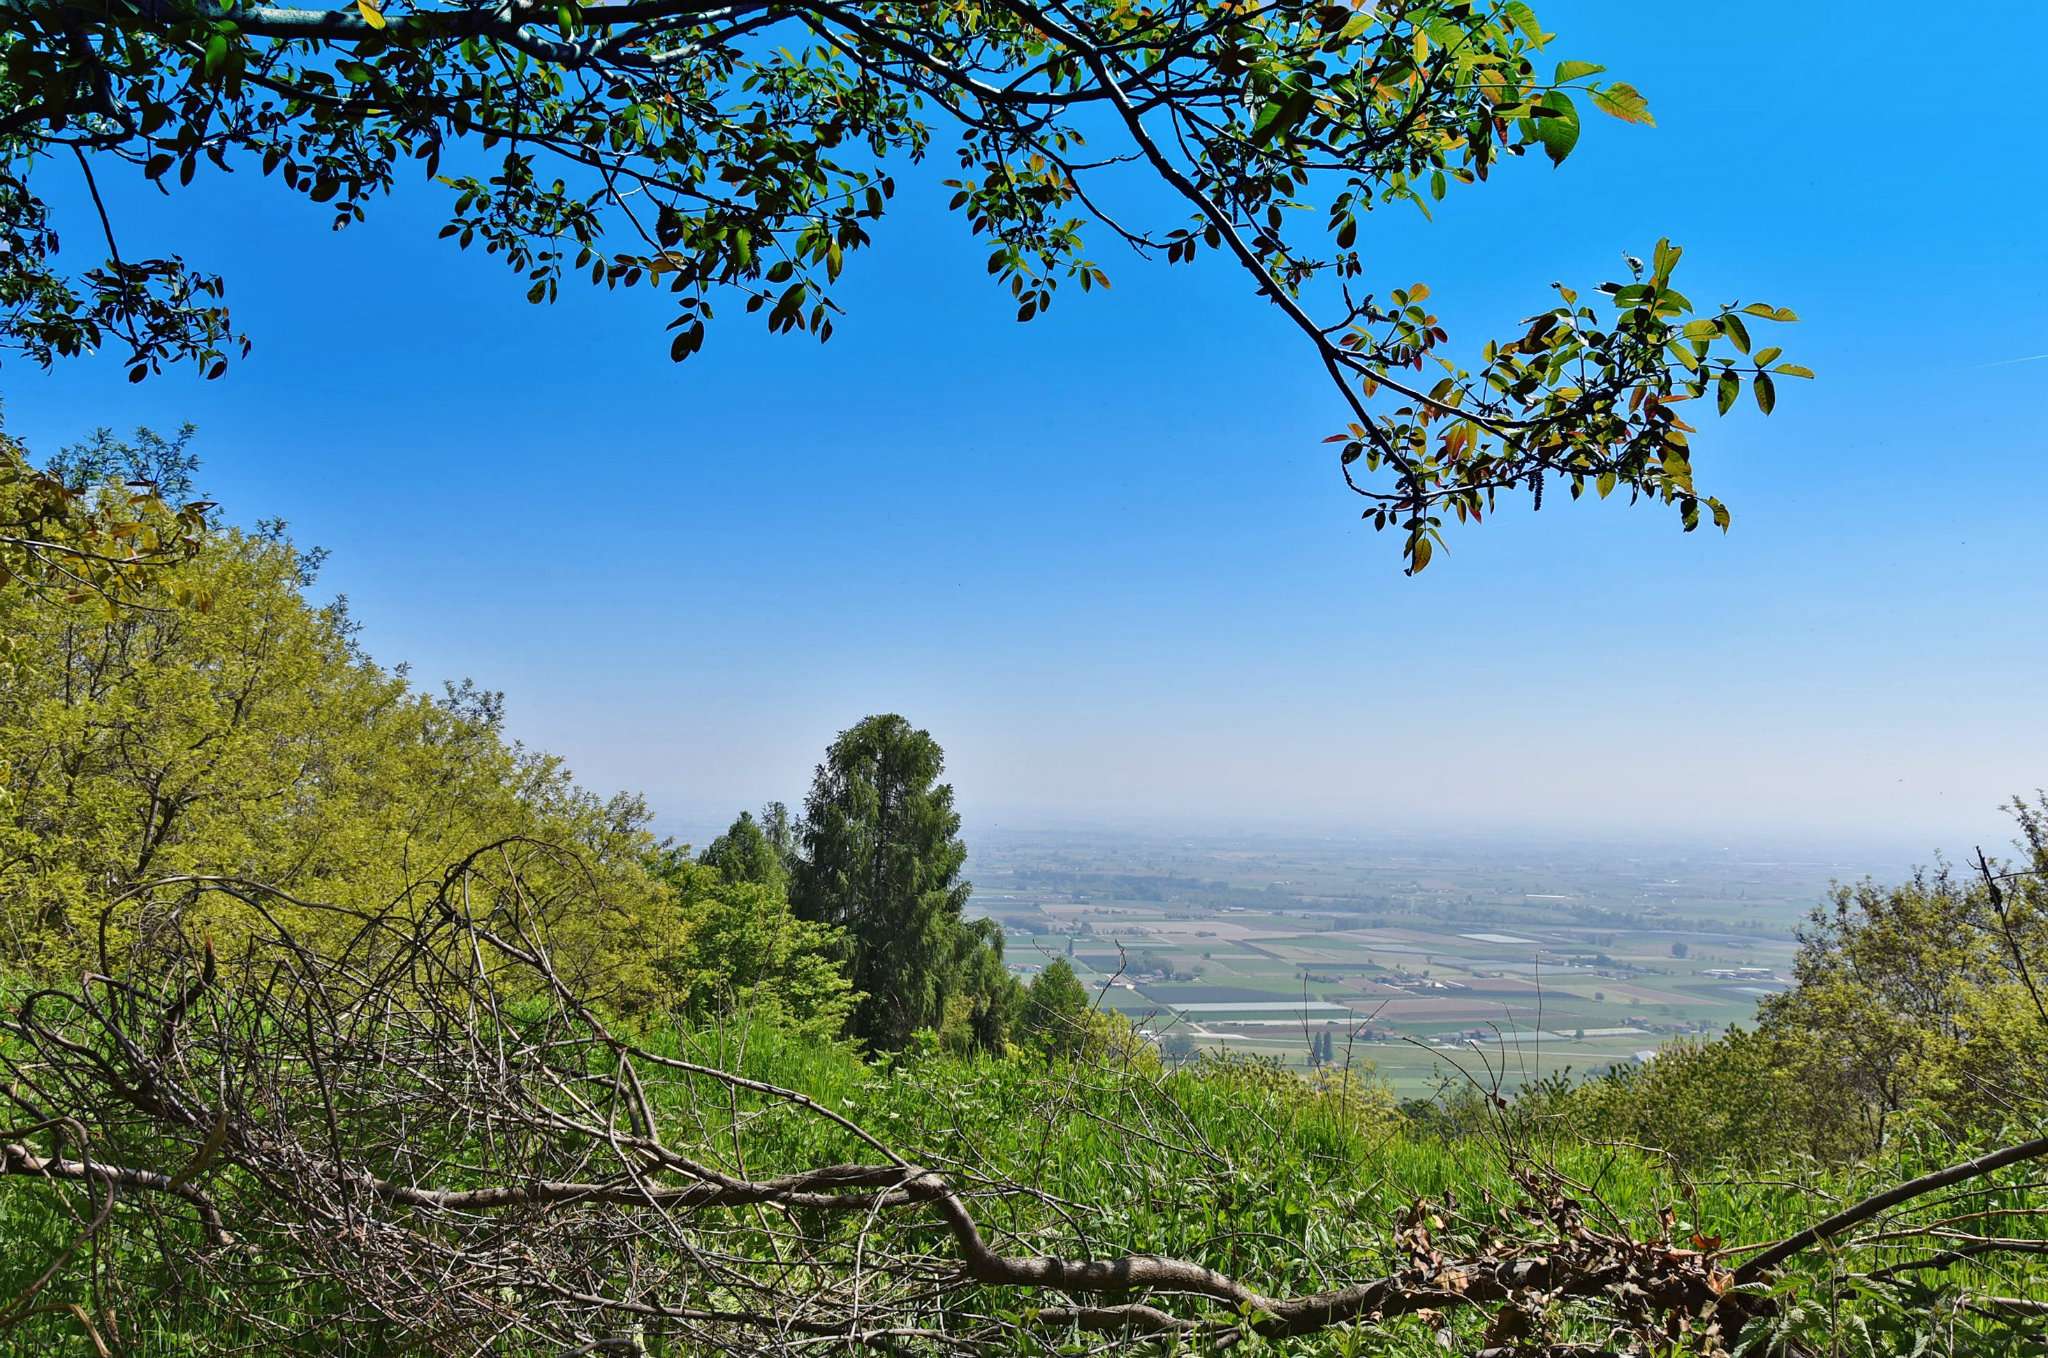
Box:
[0, 435, 2043, 1354]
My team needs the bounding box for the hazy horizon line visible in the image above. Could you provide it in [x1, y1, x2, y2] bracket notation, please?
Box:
[648, 799, 1975, 871]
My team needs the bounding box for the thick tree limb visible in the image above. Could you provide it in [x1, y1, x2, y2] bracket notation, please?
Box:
[0, 1140, 233, 1244]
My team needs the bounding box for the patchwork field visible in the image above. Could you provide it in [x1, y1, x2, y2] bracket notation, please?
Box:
[968, 824, 1911, 1095]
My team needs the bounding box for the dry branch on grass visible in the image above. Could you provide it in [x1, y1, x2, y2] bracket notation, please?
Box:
[0, 845, 2042, 1354]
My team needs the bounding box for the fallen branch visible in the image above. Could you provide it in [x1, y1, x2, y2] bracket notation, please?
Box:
[1735, 1135, 2048, 1284]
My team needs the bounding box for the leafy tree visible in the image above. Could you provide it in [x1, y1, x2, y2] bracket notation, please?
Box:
[40, 423, 203, 500]
[1753, 802, 2048, 1142]
[1020, 956, 1090, 1058]
[0, 423, 213, 603]
[1550, 1030, 1851, 1168]
[791, 713, 994, 1051]
[0, 439, 669, 999]
[1013, 958, 1173, 1070]
[1535, 800, 2048, 1166]
[699, 807, 791, 890]
[945, 917, 1021, 1055]
[650, 850, 857, 1039]
[0, 1, 1804, 570]
[1669, 940, 1688, 959]
[759, 800, 800, 867]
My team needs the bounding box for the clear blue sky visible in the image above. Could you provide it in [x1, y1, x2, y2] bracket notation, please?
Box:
[7, 1, 2044, 857]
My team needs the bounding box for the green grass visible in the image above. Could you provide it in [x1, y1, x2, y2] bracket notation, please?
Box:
[3, 1018, 2042, 1355]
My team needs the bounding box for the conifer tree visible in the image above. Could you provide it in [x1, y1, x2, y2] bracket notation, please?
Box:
[792, 714, 987, 1051]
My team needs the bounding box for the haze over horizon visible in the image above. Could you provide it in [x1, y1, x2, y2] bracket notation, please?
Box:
[651, 791, 1957, 876]
[6, 0, 2041, 857]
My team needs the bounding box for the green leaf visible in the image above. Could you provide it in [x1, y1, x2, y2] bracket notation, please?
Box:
[1773, 363, 1816, 379]
[1591, 82, 1654, 126]
[1250, 85, 1315, 148]
[1651, 237, 1682, 285]
[1501, 2, 1541, 37]
[1553, 60, 1606, 84]
[1752, 371, 1776, 415]
[1528, 93, 1580, 167]
[1741, 303, 1800, 322]
[1716, 368, 1740, 414]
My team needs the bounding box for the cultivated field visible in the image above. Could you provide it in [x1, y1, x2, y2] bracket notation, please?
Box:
[967, 825, 1909, 1095]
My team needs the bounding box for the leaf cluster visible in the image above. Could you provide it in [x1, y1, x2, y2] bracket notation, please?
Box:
[0, 1, 1807, 567]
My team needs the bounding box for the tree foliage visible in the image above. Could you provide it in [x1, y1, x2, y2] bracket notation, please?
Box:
[0, 435, 671, 999]
[0, 423, 212, 606]
[942, 914, 1020, 1054]
[1533, 798, 2048, 1168]
[651, 847, 857, 1038]
[1019, 954, 1089, 1057]
[1754, 801, 2048, 1143]
[697, 807, 792, 891]
[0, 0, 1806, 569]
[2, 438, 2046, 1356]
[791, 713, 1002, 1051]
[1, 441, 1018, 1051]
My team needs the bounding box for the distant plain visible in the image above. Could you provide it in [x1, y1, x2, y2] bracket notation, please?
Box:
[957, 826, 1909, 1094]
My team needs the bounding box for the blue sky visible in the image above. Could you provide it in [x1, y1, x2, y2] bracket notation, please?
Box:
[7, 1, 2045, 856]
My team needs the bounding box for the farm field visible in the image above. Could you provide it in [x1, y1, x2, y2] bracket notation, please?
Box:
[967, 824, 1910, 1095]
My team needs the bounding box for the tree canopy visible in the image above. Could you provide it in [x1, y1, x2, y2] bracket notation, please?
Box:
[698, 807, 792, 890]
[0, 454, 673, 998]
[1, 0, 1806, 570]
[652, 846, 857, 1037]
[1018, 954, 1089, 1057]
[0, 424, 212, 605]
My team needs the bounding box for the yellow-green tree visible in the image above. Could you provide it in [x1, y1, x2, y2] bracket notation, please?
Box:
[1756, 804, 2048, 1142]
[0, 424, 211, 607]
[0, 459, 669, 1002]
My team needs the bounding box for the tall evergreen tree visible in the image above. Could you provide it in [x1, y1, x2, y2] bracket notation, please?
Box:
[791, 715, 980, 1051]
